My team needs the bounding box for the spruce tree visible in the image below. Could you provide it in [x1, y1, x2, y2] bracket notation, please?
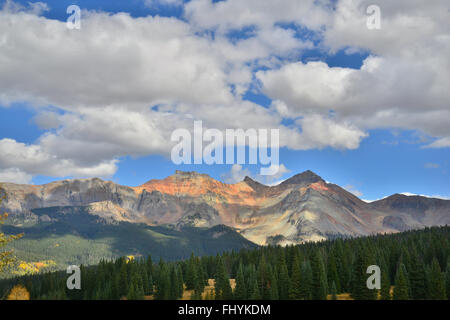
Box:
[330, 281, 338, 300]
[350, 248, 377, 300]
[327, 253, 341, 293]
[393, 263, 410, 300]
[214, 257, 232, 300]
[311, 250, 328, 300]
[380, 266, 391, 300]
[234, 263, 247, 300]
[127, 283, 136, 300]
[299, 261, 313, 300]
[155, 262, 171, 300]
[288, 255, 302, 299]
[409, 253, 426, 299]
[428, 258, 446, 300]
[269, 267, 279, 300]
[445, 259, 450, 300]
[118, 262, 128, 298]
[249, 278, 261, 300]
[277, 258, 290, 299]
[257, 254, 270, 299]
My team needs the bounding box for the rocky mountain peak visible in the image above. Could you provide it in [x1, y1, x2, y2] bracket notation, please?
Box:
[243, 176, 268, 191]
[280, 170, 324, 186]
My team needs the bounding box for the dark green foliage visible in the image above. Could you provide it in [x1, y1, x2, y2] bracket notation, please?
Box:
[350, 248, 377, 300]
[409, 252, 426, 299]
[311, 250, 328, 300]
[380, 265, 391, 300]
[428, 258, 446, 300]
[214, 256, 232, 300]
[1, 226, 449, 300]
[288, 255, 302, 299]
[330, 281, 337, 300]
[299, 261, 313, 299]
[277, 257, 290, 299]
[445, 259, 450, 300]
[234, 263, 246, 300]
[0, 208, 257, 278]
[393, 263, 410, 300]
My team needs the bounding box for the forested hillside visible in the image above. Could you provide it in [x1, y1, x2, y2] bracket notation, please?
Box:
[0, 206, 257, 278]
[1, 226, 449, 300]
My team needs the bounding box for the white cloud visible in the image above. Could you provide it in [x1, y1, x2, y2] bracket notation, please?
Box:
[1, 0, 449, 182]
[424, 137, 450, 149]
[0, 10, 233, 108]
[282, 115, 368, 150]
[0, 168, 32, 184]
[0, 138, 118, 179]
[221, 163, 290, 184]
[1, 0, 49, 15]
[222, 164, 251, 184]
[343, 184, 363, 197]
[144, 0, 183, 8]
[185, 0, 331, 33]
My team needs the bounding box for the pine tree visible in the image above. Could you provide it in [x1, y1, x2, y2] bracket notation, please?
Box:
[170, 265, 180, 300]
[311, 250, 328, 300]
[380, 266, 391, 300]
[409, 253, 426, 299]
[445, 259, 450, 300]
[428, 258, 446, 300]
[127, 283, 136, 300]
[155, 262, 171, 300]
[269, 267, 279, 300]
[185, 253, 197, 290]
[299, 261, 313, 300]
[393, 263, 410, 300]
[249, 277, 261, 300]
[118, 262, 128, 298]
[350, 248, 377, 300]
[257, 254, 270, 299]
[327, 253, 341, 293]
[330, 281, 338, 300]
[214, 256, 232, 300]
[277, 258, 290, 299]
[177, 265, 184, 299]
[288, 255, 302, 299]
[234, 263, 247, 300]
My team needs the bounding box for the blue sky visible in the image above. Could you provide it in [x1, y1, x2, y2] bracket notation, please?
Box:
[0, 0, 449, 201]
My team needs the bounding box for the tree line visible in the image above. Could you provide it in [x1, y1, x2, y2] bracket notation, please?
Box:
[1, 226, 449, 300]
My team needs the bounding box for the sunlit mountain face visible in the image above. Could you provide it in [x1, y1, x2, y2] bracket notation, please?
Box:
[2, 170, 450, 248]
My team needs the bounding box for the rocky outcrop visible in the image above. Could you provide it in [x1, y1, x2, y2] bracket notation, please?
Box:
[1, 170, 449, 245]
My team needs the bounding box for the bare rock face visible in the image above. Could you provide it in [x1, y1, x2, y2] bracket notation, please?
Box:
[1, 170, 450, 246]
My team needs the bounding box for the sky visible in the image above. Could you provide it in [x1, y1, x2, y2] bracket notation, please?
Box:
[0, 0, 449, 201]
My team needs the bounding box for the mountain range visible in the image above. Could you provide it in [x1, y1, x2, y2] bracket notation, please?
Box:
[1, 170, 449, 249]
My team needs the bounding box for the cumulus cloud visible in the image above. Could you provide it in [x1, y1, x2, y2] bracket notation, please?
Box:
[185, 0, 331, 33]
[222, 164, 251, 184]
[0, 138, 118, 179]
[0, 168, 32, 184]
[344, 185, 363, 197]
[144, 0, 183, 8]
[0, 0, 449, 183]
[222, 163, 290, 184]
[280, 115, 368, 150]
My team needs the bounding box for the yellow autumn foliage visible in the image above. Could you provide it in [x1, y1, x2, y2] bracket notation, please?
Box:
[7, 285, 30, 300]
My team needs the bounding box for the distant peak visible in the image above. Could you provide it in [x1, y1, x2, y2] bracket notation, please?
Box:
[243, 176, 268, 191]
[243, 176, 255, 183]
[280, 170, 323, 186]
